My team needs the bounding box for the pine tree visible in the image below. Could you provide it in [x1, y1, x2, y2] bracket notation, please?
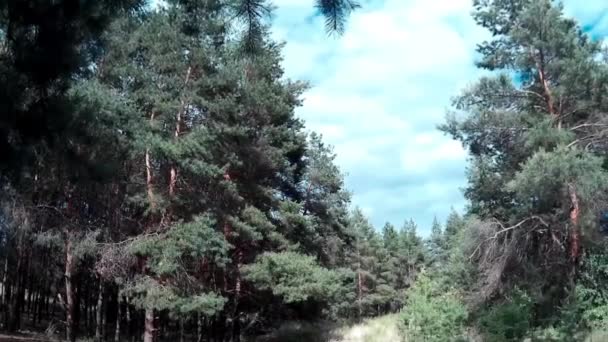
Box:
[398, 219, 425, 290]
[342, 208, 379, 320]
[376, 223, 401, 312]
[444, 208, 464, 248]
[426, 216, 444, 266]
[0, 0, 145, 175]
[443, 0, 608, 309]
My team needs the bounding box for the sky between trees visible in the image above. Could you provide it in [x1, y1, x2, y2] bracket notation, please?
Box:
[273, 0, 608, 233]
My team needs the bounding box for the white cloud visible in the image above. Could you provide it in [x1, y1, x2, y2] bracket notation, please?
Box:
[272, 0, 607, 234]
[400, 133, 466, 174]
[271, 0, 487, 233]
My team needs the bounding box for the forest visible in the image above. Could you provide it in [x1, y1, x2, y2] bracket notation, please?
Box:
[2, 0, 608, 341]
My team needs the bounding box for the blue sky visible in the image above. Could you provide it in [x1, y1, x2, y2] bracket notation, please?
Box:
[270, 0, 608, 234]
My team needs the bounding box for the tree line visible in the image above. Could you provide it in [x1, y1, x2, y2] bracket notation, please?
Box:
[0, 1, 437, 341]
[399, 0, 608, 341]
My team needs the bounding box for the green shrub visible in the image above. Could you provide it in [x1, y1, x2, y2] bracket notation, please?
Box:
[399, 271, 468, 341]
[477, 289, 533, 341]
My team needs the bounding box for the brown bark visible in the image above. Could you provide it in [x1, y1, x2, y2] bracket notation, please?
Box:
[143, 307, 155, 342]
[231, 249, 244, 341]
[168, 66, 192, 198]
[146, 111, 156, 211]
[568, 183, 581, 263]
[533, 49, 560, 127]
[65, 236, 76, 342]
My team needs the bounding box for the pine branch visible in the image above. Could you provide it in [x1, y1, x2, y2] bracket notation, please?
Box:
[232, 0, 273, 52]
[316, 0, 359, 35]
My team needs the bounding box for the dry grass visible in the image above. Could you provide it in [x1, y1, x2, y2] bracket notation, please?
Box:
[253, 314, 402, 342]
[333, 314, 401, 342]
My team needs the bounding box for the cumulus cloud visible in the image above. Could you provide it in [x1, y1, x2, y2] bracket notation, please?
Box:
[271, 0, 606, 234]
[272, 0, 487, 233]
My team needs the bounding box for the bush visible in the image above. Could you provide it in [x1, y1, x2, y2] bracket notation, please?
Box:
[399, 271, 468, 341]
[477, 289, 533, 341]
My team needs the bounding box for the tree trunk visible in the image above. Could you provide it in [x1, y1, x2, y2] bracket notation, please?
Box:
[179, 317, 184, 342]
[168, 66, 191, 199]
[74, 274, 81, 337]
[125, 297, 133, 342]
[232, 249, 243, 342]
[102, 300, 107, 341]
[1, 254, 7, 306]
[145, 112, 156, 212]
[533, 48, 559, 127]
[568, 183, 581, 271]
[143, 308, 155, 342]
[65, 236, 76, 342]
[357, 269, 363, 321]
[96, 280, 104, 342]
[8, 245, 24, 332]
[197, 313, 202, 342]
[114, 295, 121, 342]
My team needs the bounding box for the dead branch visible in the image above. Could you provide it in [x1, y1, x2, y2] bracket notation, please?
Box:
[469, 216, 549, 260]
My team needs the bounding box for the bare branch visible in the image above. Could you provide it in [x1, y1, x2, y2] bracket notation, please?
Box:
[469, 216, 548, 260]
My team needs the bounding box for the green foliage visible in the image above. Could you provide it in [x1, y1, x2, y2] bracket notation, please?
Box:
[124, 276, 227, 315]
[399, 271, 468, 342]
[477, 289, 533, 341]
[243, 251, 341, 303]
[508, 146, 608, 216]
[570, 253, 608, 332]
[435, 218, 478, 291]
[0, 0, 360, 339]
[129, 216, 229, 276]
[426, 216, 444, 266]
[442, 1, 608, 335]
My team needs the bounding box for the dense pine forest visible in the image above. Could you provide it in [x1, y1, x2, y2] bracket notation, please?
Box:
[3, 0, 608, 341]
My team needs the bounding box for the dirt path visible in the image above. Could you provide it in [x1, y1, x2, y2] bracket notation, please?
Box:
[334, 315, 401, 342]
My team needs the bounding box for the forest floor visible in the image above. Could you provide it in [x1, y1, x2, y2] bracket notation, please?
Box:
[0, 333, 54, 341]
[0, 315, 403, 342]
[254, 314, 401, 342]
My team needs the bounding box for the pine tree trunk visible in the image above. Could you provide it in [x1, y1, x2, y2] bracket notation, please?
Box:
[197, 313, 202, 342]
[533, 49, 559, 127]
[31, 288, 39, 327]
[115, 295, 121, 342]
[96, 280, 104, 342]
[8, 245, 24, 332]
[0, 254, 6, 306]
[168, 66, 191, 200]
[102, 300, 107, 341]
[568, 183, 581, 273]
[3, 280, 11, 330]
[143, 308, 155, 342]
[125, 297, 133, 342]
[74, 274, 81, 337]
[231, 249, 243, 342]
[145, 112, 156, 212]
[65, 236, 76, 342]
[357, 269, 362, 321]
[179, 317, 185, 342]
[84, 281, 89, 332]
